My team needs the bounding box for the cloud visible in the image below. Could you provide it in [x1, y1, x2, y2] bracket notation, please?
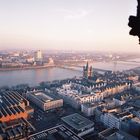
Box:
[87, 29, 93, 33]
[58, 9, 91, 20]
[66, 10, 89, 19]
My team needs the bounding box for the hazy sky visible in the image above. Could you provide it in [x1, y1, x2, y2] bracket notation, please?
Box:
[0, 0, 140, 52]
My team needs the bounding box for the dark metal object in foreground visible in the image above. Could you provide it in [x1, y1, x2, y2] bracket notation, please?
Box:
[128, 0, 140, 44]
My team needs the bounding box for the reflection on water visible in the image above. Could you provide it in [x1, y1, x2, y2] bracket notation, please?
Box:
[0, 60, 139, 87]
[0, 67, 82, 87]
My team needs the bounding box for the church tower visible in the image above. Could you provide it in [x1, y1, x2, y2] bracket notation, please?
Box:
[83, 62, 93, 78]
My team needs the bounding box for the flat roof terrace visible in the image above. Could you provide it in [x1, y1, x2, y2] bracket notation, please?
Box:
[99, 128, 138, 140]
[33, 92, 53, 103]
[28, 125, 84, 140]
[61, 113, 94, 131]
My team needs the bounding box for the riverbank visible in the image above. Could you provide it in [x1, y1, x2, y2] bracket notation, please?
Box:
[0, 65, 56, 71]
[0, 65, 82, 72]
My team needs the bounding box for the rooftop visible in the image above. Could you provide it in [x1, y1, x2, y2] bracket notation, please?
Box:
[28, 125, 83, 140]
[33, 92, 53, 103]
[61, 113, 94, 131]
[99, 128, 138, 140]
[112, 111, 133, 119]
[128, 99, 140, 108]
[82, 102, 104, 108]
[113, 92, 140, 101]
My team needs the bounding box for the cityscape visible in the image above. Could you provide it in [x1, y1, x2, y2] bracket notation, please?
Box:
[0, 50, 140, 140]
[0, 0, 140, 140]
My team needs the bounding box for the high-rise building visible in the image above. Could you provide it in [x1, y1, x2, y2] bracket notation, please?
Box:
[34, 50, 42, 61]
[83, 62, 93, 78]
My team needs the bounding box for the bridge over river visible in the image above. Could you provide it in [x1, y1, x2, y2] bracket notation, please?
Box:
[57, 64, 109, 73]
[56, 58, 140, 74]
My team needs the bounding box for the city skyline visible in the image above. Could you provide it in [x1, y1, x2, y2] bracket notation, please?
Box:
[1, 1, 140, 139]
[0, 0, 140, 52]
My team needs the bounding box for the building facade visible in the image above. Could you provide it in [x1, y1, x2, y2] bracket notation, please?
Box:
[34, 50, 42, 62]
[27, 91, 63, 111]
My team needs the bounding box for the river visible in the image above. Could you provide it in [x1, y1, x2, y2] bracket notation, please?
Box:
[0, 67, 82, 87]
[0, 60, 139, 87]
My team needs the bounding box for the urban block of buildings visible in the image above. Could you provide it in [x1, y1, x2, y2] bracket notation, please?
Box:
[0, 117, 35, 140]
[26, 91, 63, 111]
[81, 102, 105, 117]
[57, 79, 131, 109]
[61, 113, 94, 137]
[99, 127, 138, 140]
[92, 98, 140, 138]
[0, 50, 55, 69]
[28, 124, 84, 140]
[0, 91, 34, 122]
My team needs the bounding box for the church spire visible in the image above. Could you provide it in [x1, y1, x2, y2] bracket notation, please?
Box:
[86, 61, 89, 70]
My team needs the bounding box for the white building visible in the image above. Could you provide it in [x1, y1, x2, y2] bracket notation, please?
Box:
[57, 88, 103, 109]
[27, 91, 63, 111]
[113, 98, 126, 106]
[34, 50, 42, 61]
[61, 113, 94, 137]
[100, 111, 133, 129]
[57, 82, 131, 109]
[48, 58, 54, 65]
[81, 102, 104, 116]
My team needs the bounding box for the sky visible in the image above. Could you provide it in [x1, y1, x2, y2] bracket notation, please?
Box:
[0, 0, 140, 52]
